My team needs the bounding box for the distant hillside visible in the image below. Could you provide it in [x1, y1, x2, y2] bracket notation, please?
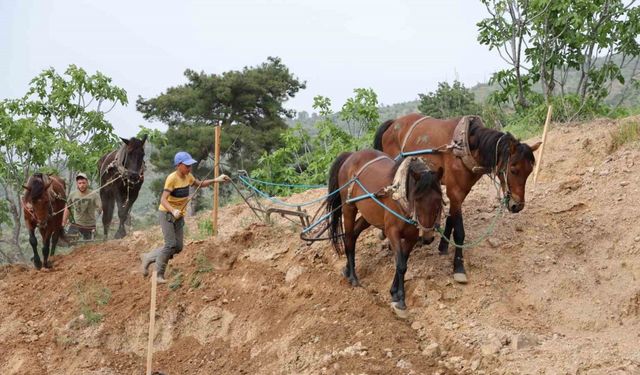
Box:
[288, 55, 639, 129]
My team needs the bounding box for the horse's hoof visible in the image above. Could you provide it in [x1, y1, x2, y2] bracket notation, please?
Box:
[391, 302, 409, 319]
[349, 278, 360, 287]
[342, 266, 350, 278]
[438, 248, 449, 255]
[453, 273, 468, 284]
[44, 261, 52, 269]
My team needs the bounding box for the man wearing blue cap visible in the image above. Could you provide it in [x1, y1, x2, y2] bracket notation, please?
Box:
[140, 151, 230, 283]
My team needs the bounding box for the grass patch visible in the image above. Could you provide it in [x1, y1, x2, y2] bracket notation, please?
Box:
[194, 251, 213, 274]
[609, 119, 640, 153]
[74, 281, 110, 326]
[169, 269, 183, 291]
[198, 219, 214, 237]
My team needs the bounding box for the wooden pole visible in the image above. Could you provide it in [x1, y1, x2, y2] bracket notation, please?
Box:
[212, 122, 221, 236]
[146, 269, 158, 375]
[533, 105, 553, 186]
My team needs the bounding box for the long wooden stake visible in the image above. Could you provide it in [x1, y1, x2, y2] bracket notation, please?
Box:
[146, 269, 158, 375]
[533, 105, 553, 186]
[212, 123, 221, 236]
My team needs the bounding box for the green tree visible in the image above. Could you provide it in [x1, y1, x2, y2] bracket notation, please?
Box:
[25, 65, 127, 187]
[418, 81, 480, 118]
[251, 89, 379, 195]
[0, 65, 126, 262]
[136, 57, 305, 209]
[478, 0, 640, 111]
[137, 57, 305, 172]
[0, 99, 56, 261]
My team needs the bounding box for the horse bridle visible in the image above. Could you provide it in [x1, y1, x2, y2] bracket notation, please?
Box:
[23, 182, 65, 230]
[492, 134, 513, 205]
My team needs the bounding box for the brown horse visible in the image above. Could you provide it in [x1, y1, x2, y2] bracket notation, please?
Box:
[374, 114, 541, 283]
[98, 135, 146, 239]
[326, 150, 443, 311]
[22, 173, 67, 269]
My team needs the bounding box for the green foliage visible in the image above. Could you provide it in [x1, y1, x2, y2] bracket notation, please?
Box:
[251, 89, 379, 195]
[137, 57, 305, 175]
[24, 64, 125, 177]
[478, 0, 640, 112]
[418, 80, 481, 119]
[198, 219, 214, 237]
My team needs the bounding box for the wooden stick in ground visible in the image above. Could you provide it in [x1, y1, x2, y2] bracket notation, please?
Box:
[146, 269, 158, 375]
[533, 105, 553, 186]
[212, 122, 221, 236]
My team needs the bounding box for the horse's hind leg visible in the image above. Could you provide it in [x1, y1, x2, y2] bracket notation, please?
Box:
[29, 229, 41, 269]
[51, 230, 60, 256]
[342, 208, 370, 286]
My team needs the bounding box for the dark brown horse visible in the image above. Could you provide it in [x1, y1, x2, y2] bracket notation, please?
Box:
[22, 173, 67, 269]
[374, 114, 541, 283]
[98, 135, 146, 239]
[326, 150, 443, 312]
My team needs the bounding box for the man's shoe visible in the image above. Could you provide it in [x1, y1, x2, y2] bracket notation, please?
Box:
[156, 276, 168, 284]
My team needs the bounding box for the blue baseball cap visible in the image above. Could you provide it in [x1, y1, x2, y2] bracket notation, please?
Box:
[174, 151, 197, 167]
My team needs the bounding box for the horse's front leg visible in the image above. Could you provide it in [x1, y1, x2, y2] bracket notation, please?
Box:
[114, 193, 129, 239]
[390, 233, 417, 311]
[101, 192, 114, 240]
[41, 231, 52, 269]
[451, 211, 467, 284]
[28, 228, 41, 269]
[438, 215, 454, 255]
[387, 229, 404, 305]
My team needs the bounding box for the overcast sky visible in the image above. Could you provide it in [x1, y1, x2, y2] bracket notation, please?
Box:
[1, 0, 506, 137]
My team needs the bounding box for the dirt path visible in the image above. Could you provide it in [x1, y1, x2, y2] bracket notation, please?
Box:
[1, 118, 639, 374]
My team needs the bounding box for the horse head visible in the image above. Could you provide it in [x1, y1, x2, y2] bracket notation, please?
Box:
[496, 135, 541, 213]
[406, 158, 444, 244]
[23, 173, 51, 225]
[119, 134, 147, 183]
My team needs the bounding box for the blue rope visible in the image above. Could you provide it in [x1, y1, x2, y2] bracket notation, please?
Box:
[244, 175, 326, 189]
[395, 148, 438, 160]
[301, 178, 417, 235]
[237, 175, 353, 208]
[354, 179, 416, 225]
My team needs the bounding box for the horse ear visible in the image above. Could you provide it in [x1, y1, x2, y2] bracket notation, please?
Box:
[529, 141, 542, 152]
[120, 137, 130, 145]
[22, 185, 31, 191]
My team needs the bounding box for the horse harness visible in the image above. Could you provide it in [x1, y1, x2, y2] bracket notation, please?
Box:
[451, 116, 513, 201]
[346, 155, 441, 233]
[100, 145, 145, 206]
[23, 175, 66, 230]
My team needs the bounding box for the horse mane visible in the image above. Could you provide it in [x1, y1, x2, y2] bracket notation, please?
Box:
[388, 157, 441, 198]
[374, 119, 394, 151]
[468, 118, 535, 169]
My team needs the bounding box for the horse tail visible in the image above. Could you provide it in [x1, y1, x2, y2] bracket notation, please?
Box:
[373, 119, 394, 151]
[326, 152, 352, 255]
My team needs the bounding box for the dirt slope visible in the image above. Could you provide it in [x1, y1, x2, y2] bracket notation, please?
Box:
[1, 118, 639, 375]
